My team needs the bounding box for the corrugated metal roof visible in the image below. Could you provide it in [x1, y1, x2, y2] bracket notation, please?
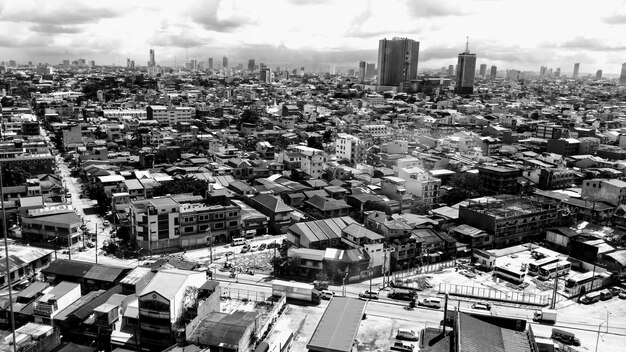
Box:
[307, 297, 366, 352]
[84, 265, 129, 282]
[42, 260, 93, 278]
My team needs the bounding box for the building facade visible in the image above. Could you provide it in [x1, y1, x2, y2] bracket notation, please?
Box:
[377, 37, 420, 87]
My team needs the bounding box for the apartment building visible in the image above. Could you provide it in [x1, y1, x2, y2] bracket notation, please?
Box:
[138, 269, 206, 350]
[581, 178, 626, 206]
[459, 196, 559, 247]
[478, 166, 522, 195]
[380, 176, 412, 213]
[147, 105, 194, 126]
[396, 167, 441, 204]
[335, 133, 369, 164]
[102, 108, 147, 120]
[33, 281, 81, 325]
[21, 206, 82, 246]
[129, 196, 242, 253]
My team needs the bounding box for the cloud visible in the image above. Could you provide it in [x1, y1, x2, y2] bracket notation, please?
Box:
[287, 0, 333, 4]
[604, 14, 626, 24]
[2, 5, 120, 25]
[405, 0, 466, 17]
[151, 32, 209, 48]
[0, 35, 49, 48]
[554, 37, 626, 52]
[190, 0, 254, 33]
[29, 24, 83, 34]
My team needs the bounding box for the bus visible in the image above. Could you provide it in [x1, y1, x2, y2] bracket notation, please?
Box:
[564, 272, 610, 296]
[537, 261, 571, 281]
[528, 257, 560, 276]
[494, 265, 526, 285]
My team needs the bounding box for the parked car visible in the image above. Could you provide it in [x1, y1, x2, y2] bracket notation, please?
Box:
[103, 220, 110, 226]
[390, 341, 414, 352]
[619, 291, 626, 299]
[240, 244, 251, 253]
[250, 245, 259, 252]
[551, 328, 580, 346]
[471, 302, 492, 311]
[258, 243, 267, 251]
[358, 290, 379, 300]
[418, 297, 442, 309]
[320, 290, 335, 300]
[396, 329, 419, 341]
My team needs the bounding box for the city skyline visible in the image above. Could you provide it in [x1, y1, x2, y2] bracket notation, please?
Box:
[1, 0, 626, 73]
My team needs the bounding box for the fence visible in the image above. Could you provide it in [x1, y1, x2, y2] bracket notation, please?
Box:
[439, 283, 550, 306]
[392, 259, 456, 280]
[220, 287, 269, 302]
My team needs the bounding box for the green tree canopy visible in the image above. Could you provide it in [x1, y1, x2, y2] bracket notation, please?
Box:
[153, 175, 209, 197]
[1, 166, 32, 187]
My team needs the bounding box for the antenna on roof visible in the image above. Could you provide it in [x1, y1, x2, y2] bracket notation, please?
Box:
[465, 36, 470, 54]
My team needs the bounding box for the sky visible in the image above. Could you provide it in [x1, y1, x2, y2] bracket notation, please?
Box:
[1, 0, 625, 74]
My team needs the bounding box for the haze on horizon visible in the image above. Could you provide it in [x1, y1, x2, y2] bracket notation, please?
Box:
[0, 0, 625, 74]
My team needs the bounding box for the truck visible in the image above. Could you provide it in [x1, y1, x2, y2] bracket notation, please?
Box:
[388, 289, 416, 301]
[272, 280, 320, 304]
[533, 309, 557, 323]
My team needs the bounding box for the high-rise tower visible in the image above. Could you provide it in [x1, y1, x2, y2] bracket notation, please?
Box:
[223, 56, 228, 68]
[377, 37, 420, 86]
[490, 65, 497, 80]
[149, 49, 155, 67]
[358, 61, 366, 82]
[248, 59, 255, 72]
[479, 64, 487, 78]
[620, 63, 626, 84]
[208, 58, 213, 70]
[455, 38, 477, 95]
[573, 63, 580, 78]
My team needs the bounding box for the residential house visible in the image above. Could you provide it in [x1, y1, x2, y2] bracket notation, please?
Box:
[248, 194, 294, 235]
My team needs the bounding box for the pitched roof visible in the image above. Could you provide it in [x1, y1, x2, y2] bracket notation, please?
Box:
[305, 195, 351, 211]
[458, 312, 534, 352]
[307, 297, 367, 352]
[252, 194, 294, 213]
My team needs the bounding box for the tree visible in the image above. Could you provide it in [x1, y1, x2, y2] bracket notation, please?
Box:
[153, 175, 209, 197]
[363, 200, 392, 215]
[84, 183, 110, 215]
[307, 136, 323, 150]
[411, 199, 432, 215]
[1, 166, 32, 187]
[440, 172, 486, 205]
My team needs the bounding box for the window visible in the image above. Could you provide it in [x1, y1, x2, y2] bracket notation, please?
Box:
[214, 222, 224, 229]
[184, 227, 193, 233]
[229, 221, 238, 227]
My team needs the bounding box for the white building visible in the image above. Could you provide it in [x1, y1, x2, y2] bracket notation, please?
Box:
[147, 105, 194, 126]
[396, 167, 442, 204]
[335, 133, 368, 164]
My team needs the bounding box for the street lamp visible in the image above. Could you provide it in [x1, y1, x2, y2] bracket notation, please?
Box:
[595, 321, 605, 352]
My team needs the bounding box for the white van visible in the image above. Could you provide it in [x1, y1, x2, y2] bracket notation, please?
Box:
[231, 237, 245, 246]
[396, 329, 419, 341]
[419, 297, 442, 309]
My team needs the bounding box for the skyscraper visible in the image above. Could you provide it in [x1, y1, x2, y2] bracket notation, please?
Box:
[223, 56, 228, 68]
[455, 39, 477, 95]
[366, 63, 376, 78]
[149, 49, 155, 67]
[555, 68, 561, 77]
[479, 64, 487, 78]
[448, 65, 454, 76]
[377, 37, 420, 86]
[620, 63, 626, 84]
[260, 68, 271, 83]
[490, 65, 497, 80]
[208, 58, 213, 70]
[596, 70, 602, 80]
[248, 59, 255, 72]
[358, 61, 366, 82]
[573, 63, 580, 78]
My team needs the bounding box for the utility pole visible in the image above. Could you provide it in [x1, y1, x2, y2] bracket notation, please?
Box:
[67, 233, 71, 260]
[95, 225, 98, 264]
[551, 262, 559, 309]
[1, 162, 18, 352]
